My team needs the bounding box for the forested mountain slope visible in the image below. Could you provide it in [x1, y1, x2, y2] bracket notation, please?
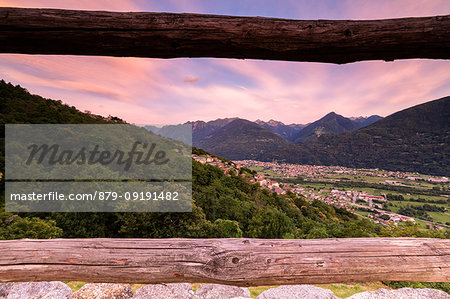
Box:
[305, 97, 450, 176]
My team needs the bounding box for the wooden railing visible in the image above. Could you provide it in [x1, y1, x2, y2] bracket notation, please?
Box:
[0, 238, 449, 286]
[0, 8, 449, 64]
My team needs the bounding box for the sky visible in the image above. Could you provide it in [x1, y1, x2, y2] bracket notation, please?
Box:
[0, 0, 449, 125]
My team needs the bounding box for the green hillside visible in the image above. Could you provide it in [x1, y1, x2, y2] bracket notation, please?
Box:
[0, 80, 448, 241]
[0, 80, 123, 125]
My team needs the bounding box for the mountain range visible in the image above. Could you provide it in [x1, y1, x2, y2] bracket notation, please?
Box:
[180, 99, 448, 176]
[146, 113, 383, 160]
[189, 113, 381, 144]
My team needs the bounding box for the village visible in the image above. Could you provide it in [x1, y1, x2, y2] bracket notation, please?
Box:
[192, 154, 428, 227]
[250, 172, 417, 226]
[234, 160, 450, 184]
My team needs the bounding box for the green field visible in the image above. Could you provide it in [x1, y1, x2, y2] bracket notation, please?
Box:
[389, 200, 449, 224]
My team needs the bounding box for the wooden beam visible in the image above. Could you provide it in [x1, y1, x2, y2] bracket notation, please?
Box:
[0, 238, 449, 286]
[0, 8, 449, 64]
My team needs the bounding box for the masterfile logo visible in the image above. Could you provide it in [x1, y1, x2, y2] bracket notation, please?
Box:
[6, 124, 191, 180]
[5, 124, 192, 212]
[26, 141, 170, 171]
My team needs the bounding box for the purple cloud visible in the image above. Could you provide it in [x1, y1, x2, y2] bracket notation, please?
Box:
[0, 0, 449, 124]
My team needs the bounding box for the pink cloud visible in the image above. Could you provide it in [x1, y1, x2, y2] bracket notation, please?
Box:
[210, 59, 450, 123]
[342, 0, 450, 19]
[183, 76, 200, 83]
[1, 53, 449, 124]
[0, 1, 449, 124]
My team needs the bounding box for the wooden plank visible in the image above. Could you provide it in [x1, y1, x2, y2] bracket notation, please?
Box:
[0, 238, 448, 285]
[0, 7, 449, 64]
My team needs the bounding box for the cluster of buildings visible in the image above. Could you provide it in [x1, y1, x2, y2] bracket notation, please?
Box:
[253, 174, 287, 195]
[368, 212, 415, 225]
[193, 155, 439, 227]
[234, 160, 449, 184]
[192, 154, 239, 176]
[302, 187, 418, 226]
[83, 110, 123, 123]
[426, 177, 450, 183]
[235, 160, 354, 178]
[247, 173, 410, 226]
[329, 189, 386, 208]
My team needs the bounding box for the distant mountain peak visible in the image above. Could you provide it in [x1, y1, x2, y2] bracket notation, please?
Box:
[351, 115, 384, 128]
[255, 119, 285, 126]
[189, 117, 239, 142]
[349, 116, 365, 120]
[321, 111, 344, 120]
[187, 117, 238, 124]
[350, 115, 383, 121]
[293, 111, 369, 144]
[267, 119, 285, 126]
[253, 119, 305, 141]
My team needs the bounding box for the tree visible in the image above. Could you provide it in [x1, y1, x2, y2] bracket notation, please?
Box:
[247, 208, 295, 238]
[0, 213, 62, 240]
[306, 226, 329, 239]
[211, 219, 243, 238]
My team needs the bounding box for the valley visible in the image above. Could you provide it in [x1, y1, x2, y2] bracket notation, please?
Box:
[236, 160, 450, 229]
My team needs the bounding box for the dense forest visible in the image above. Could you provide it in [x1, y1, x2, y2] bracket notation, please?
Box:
[1, 80, 448, 241]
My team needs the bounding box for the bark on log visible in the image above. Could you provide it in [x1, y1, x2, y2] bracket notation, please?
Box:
[0, 8, 449, 64]
[0, 238, 449, 286]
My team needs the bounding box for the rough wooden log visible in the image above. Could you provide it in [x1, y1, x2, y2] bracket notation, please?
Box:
[0, 238, 448, 286]
[0, 8, 449, 64]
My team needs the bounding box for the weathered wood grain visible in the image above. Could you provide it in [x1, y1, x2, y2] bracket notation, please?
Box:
[0, 8, 449, 64]
[0, 238, 448, 285]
